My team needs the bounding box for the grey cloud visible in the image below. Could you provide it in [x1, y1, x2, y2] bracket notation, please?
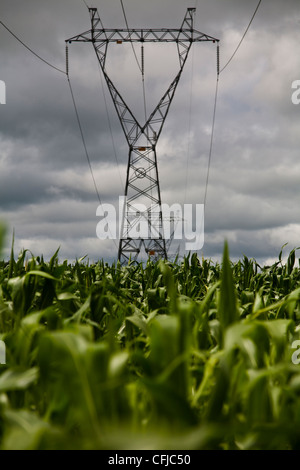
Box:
[0, 0, 299, 263]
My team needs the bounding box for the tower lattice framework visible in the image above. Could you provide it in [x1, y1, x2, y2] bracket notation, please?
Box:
[67, 7, 219, 264]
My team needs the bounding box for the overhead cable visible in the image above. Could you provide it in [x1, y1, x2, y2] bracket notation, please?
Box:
[66, 75, 102, 206]
[0, 20, 66, 75]
[204, 67, 219, 210]
[66, 49, 119, 249]
[119, 0, 148, 129]
[97, 61, 124, 189]
[220, 0, 262, 73]
[120, 0, 142, 73]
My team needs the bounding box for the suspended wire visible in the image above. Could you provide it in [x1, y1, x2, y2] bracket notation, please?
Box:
[219, 0, 262, 73]
[189, 51, 219, 258]
[85, 3, 124, 189]
[66, 47, 119, 250]
[65, 47, 102, 207]
[120, 0, 142, 73]
[180, 5, 197, 260]
[2, 2, 260, 257]
[204, 78, 219, 209]
[183, 43, 196, 207]
[184, 43, 220, 258]
[204, 48, 220, 210]
[1, 16, 109, 223]
[182, 3, 218, 258]
[141, 45, 148, 124]
[97, 61, 124, 189]
[120, 0, 148, 128]
[1, 7, 122, 251]
[0, 14, 112, 222]
[67, 75, 102, 205]
[201, 0, 263, 212]
[0, 20, 66, 75]
[1, 14, 118, 248]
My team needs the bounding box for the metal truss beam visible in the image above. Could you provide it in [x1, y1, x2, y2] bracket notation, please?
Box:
[67, 8, 218, 47]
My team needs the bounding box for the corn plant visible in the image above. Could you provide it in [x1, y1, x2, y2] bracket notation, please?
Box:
[0, 225, 300, 449]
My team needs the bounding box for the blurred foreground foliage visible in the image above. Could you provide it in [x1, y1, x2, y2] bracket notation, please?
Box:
[0, 235, 300, 450]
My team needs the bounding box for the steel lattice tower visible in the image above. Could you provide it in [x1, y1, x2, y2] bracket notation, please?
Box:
[67, 7, 218, 265]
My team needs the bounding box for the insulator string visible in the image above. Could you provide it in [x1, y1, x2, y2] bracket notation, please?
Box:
[141, 45, 145, 77]
[66, 44, 69, 76]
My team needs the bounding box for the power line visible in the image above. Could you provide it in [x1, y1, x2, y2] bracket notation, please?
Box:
[1, 16, 107, 216]
[66, 50, 119, 250]
[220, 0, 262, 74]
[1, 15, 114, 230]
[1, 4, 222, 257]
[204, 71, 219, 210]
[0, 20, 66, 75]
[201, 0, 262, 207]
[184, 41, 196, 207]
[1, 10, 122, 251]
[97, 61, 124, 190]
[119, 0, 148, 126]
[66, 74, 102, 205]
[201, 0, 262, 215]
[120, 0, 142, 73]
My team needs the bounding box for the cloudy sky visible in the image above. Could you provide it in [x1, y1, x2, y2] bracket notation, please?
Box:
[0, 0, 299, 265]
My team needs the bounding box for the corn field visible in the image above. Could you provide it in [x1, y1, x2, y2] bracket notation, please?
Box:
[0, 224, 300, 450]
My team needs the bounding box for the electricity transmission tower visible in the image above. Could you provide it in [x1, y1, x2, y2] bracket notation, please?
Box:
[66, 7, 218, 265]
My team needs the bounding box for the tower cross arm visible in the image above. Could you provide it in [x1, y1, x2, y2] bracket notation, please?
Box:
[66, 7, 219, 45]
[66, 31, 93, 43]
[66, 28, 219, 44]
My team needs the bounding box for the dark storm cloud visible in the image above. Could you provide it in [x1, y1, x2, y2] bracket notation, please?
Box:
[0, 0, 299, 262]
